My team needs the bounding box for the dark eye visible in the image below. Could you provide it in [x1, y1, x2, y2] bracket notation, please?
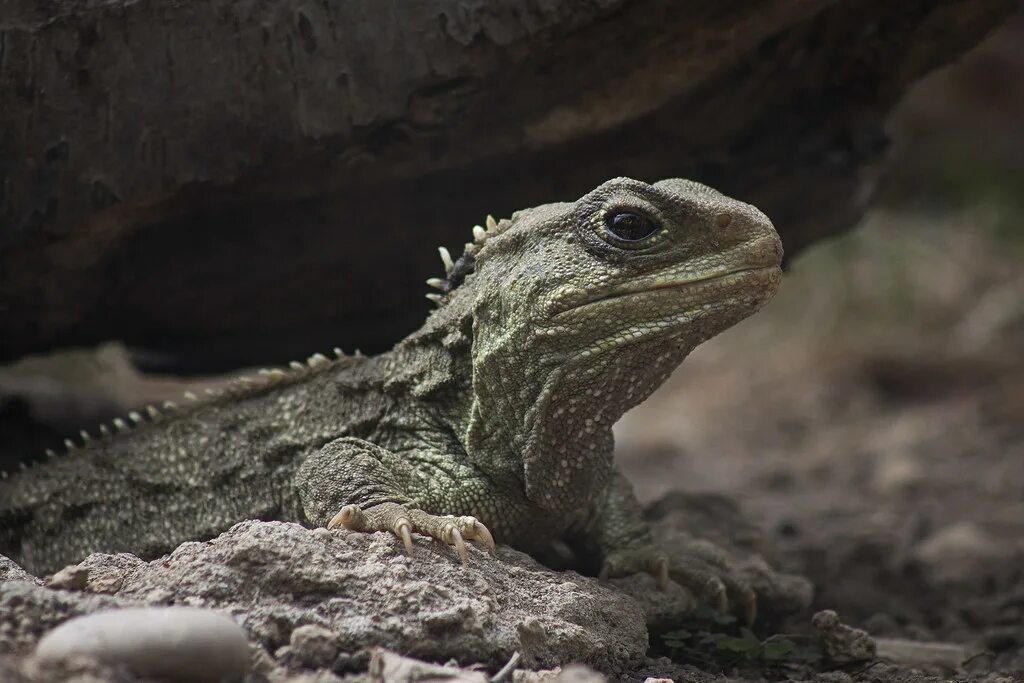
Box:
[605, 211, 659, 242]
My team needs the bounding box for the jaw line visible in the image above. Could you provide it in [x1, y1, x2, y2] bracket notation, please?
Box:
[552, 265, 779, 318]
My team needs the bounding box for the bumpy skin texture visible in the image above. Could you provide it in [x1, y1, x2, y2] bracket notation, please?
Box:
[0, 178, 783, 616]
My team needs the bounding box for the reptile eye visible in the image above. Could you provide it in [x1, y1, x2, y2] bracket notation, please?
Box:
[605, 211, 659, 242]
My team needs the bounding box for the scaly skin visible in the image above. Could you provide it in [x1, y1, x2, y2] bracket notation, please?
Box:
[0, 178, 782, 618]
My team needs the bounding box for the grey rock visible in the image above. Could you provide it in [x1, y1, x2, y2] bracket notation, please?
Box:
[288, 624, 339, 670]
[812, 610, 876, 663]
[0, 555, 39, 585]
[78, 553, 145, 595]
[34, 606, 251, 682]
[912, 521, 1022, 584]
[2, 521, 647, 675]
[44, 565, 88, 592]
[367, 648, 489, 682]
[0, 580, 126, 652]
[114, 521, 646, 670]
[275, 670, 346, 683]
[0, 1, 1014, 370]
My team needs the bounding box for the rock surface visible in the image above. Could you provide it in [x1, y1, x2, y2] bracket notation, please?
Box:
[0, 520, 648, 678]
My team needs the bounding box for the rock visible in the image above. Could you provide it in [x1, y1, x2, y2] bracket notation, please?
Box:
[513, 664, 606, 683]
[34, 606, 251, 682]
[133, 521, 646, 670]
[277, 670, 346, 683]
[913, 521, 1015, 584]
[1, 521, 647, 674]
[0, 581, 126, 652]
[0, 1, 1015, 369]
[812, 673, 853, 683]
[871, 453, 926, 494]
[78, 553, 144, 594]
[0, 554, 40, 584]
[368, 648, 489, 682]
[44, 565, 88, 592]
[812, 610, 876, 663]
[288, 624, 339, 670]
[1, 505, 818, 680]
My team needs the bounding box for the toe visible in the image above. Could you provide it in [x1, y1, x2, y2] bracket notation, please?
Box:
[668, 559, 730, 613]
[445, 526, 469, 567]
[469, 519, 496, 553]
[456, 516, 496, 553]
[654, 555, 670, 591]
[720, 571, 758, 624]
[394, 518, 415, 556]
[328, 504, 363, 530]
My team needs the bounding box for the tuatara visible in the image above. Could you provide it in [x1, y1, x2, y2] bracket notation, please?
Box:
[1, 177, 784, 617]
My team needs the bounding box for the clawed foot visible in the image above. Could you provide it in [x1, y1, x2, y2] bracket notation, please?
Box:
[327, 502, 496, 567]
[600, 539, 758, 624]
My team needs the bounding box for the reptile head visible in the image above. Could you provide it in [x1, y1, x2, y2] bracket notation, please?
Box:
[448, 177, 782, 509]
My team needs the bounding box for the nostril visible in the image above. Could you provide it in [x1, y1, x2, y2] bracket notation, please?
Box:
[714, 212, 732, 229]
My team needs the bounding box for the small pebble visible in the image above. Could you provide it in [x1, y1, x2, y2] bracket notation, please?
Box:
[812, 609, 876, 662]
[35, 606, 251, 682]
[45, 564, 89, 591]
[289, 624, 339, 668]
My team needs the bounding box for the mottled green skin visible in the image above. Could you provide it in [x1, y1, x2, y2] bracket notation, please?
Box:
[0, 178, 782, 601]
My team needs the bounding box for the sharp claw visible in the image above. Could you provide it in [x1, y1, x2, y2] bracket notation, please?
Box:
[448, 527, 469, 567]
[707, 577, 729, 613]
[744, 597, 757, 626]
[328, 504, 360, 530]
[655, 557, 670, 591]
[473, 520, 496, 553]
[736, 584, 758, 625]
[395, 519, 414, 557]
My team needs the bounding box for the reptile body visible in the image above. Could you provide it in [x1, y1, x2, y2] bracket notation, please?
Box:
[0, 178, 783, 615]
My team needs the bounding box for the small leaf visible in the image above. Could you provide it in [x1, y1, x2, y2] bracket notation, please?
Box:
[762, 639, 796, 660]
[740, 627, 760, 643]
[715, 635, 760, 653]
[662, 629, 693, 650]
[662, 629, 691, 644]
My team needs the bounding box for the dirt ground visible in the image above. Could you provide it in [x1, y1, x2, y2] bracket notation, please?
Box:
[616, 206, 1024, 681]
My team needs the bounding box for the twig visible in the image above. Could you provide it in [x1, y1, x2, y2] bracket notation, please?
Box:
[490, 651, 521, 683]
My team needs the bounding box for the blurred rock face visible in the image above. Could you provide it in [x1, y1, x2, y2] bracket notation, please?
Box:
[0, 1, 1016, 368]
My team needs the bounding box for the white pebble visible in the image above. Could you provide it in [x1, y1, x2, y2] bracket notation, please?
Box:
[35, 607, 250, 682]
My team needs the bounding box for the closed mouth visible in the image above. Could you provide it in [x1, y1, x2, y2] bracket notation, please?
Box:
[554, 265, 778, 317]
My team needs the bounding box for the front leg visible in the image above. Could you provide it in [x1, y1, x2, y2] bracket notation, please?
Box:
[587, 470, 757, 622]
[295, 437, 497, 565]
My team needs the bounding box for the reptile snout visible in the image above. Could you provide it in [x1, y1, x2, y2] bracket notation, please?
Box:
[743, 205, 783, 267]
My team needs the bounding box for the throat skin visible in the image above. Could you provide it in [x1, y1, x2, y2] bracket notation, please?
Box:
[402, 297, 625, 516]
[449, 273, 779, 516]
[452, 302, 701, 517]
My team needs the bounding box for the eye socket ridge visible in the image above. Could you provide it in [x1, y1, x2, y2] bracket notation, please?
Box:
[603, 208, 661, 243]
